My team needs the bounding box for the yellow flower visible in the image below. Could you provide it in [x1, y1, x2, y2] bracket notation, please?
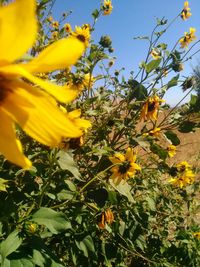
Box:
[143, 127, 161, 137]
[71, 25, 90, 48]
[98, 209, 114, 229]
[140, 95, 165, 121]
[169, 161, 195, 188]
[64, 23, 72, 33]
[193, 232, 200, 239]
[181, 1, 192, 20]
[179, 27, 196, 49]
[51, 31, 58, 39]
[102, 0, 113, 16]
[150, 49, 161, 60]
[52, 21, 59, 28]
[109, 148, 141, 185]
[0, 0, 90, 168]
[83, 73, 95, 89]
[167, 145, 176, 158]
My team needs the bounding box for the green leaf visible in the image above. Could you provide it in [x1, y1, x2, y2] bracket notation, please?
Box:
[57, 190, 74, 201]
[164, 131, 180, 145]
[150, 143, 168, 160]
[32, 208, 71, 234]
[145, 59, 161, 73]
[0, 230, 22, 262]
[0, 178, 9, 192]
[92, 9, 99, 20]
[179, 121, 196, 133]
[57, 151, 81, 180]
[127, 79, 147, 101]
[167, 74, 179, 89]
[109, 180, 134, 202]
[75, 241, 88, 257]
[146, 196, 156, 211]
[82, 235, 95, 253]
[190, 94, 197, 106]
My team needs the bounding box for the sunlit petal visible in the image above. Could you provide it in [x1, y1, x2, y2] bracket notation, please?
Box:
[2, 81, 82, 147]
[0, 109, 32, 168]
[22, 36, 85, 73]
[0, 0, 37, 64]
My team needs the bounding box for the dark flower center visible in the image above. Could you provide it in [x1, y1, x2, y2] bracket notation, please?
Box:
[148, 101, 156, 112]
[119, 161, 131, 174]
[77, 34, 86, 43]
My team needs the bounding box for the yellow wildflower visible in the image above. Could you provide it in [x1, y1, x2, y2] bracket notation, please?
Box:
[140, 95, 165, 121]
[0, 0, 90, 168]
[193, 232, 200, 239]
[169, 161, 195, 188]
[102, 0, 113, 16]
[181, 1, 192, 20]
[167, 145, 176, 158]
[52, 21, 59, 28]
[143, 127, 161, 137]
[51, 31, 58, 39]
[47, 16, 53, 23]
[64, 23, 72, 33]
[98, 209, 114, 229]
[179, 27, 196, 49]
[109, 148, 141, 185]
[83, 73, 95, 89]
[71, 25, 91, 48]
[150, 49, 161, 60]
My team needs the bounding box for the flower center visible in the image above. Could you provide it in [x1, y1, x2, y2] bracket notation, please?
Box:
[0, 79, 12, 103]
[76, 34, 86, 43]
[119, 161, 131, 174]
[148, 101, 156, 112]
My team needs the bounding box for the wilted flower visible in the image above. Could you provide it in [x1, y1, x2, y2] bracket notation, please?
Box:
[140, 95, 165, 121]
[167, 145, 176, 158]
[102, 0, 113, 16]
[109, 148, 141, 185]
[181, 1, 192, 20]
[179, 27, 196, 49]
[0, 0, 91, 168]
[98, 209, 114, 229]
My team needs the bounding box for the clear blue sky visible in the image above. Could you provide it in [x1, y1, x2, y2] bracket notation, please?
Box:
[52, 0, 200, 106]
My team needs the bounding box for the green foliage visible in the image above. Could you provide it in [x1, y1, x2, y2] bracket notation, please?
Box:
[0, 1, 200, 266]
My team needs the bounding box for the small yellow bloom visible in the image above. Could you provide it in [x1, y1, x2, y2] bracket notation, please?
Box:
[0, 0, 91, 168]
[143, 127, 161, 137]
[150, 49, 161, 60]
[98, 209, 114, 229]
[193, 232, 200, 239]
[71, 24, 90, 48]
[51, 31, 58, 39]
[64, 23, 72, 33]
[109, 148, 141, 185]
[47, 16, 53, 23]
[102, 0, 113, 16]
[169, 161, 195, 188]
[179, 27, 196, 49]
[181, 1, 192, 20]
[52, 21, 59, 28]
[167, 145, 176, 158]
[83, 73, 95, 89]
[140, 95, 165, 121]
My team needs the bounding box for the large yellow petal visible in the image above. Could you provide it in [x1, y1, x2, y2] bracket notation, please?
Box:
[0, 109, 32, 169]
[0, 64, 79, 103]
[21, 36, 86, 73]
[2, 81, 82, 147]
[0, 0, 37, 64]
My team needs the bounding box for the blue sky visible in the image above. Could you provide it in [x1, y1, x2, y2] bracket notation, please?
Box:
[52, 0, 200, 106]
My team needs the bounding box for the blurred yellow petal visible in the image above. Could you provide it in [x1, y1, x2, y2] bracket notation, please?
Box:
[109, 153, 125, 164]
[0, 65, 78, 103]
[0, 109, 32, 169]
[2, 81, 82, 147]
[22, 36, 85, 73]
[0, 0, 37, 64]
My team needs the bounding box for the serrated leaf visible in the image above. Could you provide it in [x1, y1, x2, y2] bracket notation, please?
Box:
[57, 151, 81, 180]
[0, 230, 22, 262]
[164, 131, 180, 145]
[145, 59, 161, 73]
[32, 208, 71, 234]
[109, 179, 134, 202]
